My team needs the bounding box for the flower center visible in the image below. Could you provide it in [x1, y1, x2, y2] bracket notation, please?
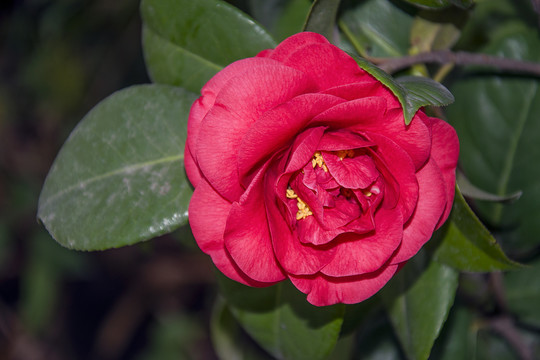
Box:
[286, 188, 313, 220]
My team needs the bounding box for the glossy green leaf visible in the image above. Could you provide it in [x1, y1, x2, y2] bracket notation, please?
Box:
[303, 0, 341, 41]
[457, 171, 522, 203]
[449, 0, 475, 9]
[429, 307, 477, 360]
[400, 0, 450, 9]
[353, 313, 404, 360]
[381, 255, 459, 360]
[339, 0, 415, 58]
[218, 274, 344, 360]
[504, 258, 540, 328]
[211, 297, 273, 360]
[353, 57, 454, 124]
[250, 0, 312, 42]
[141, 0, 276, 93]
[446, 26, 540, 255]
[38, 85, 197, 250]
[397, 76, 455, 121]
[432, 187, 520, 271]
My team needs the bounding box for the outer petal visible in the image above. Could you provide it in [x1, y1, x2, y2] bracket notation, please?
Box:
[184, 142, 201, 188]
[266, 32, 329, 62]
[224, 164, 286, 283]
[320, 208, 403, 276]
[423, 116, 459, 228]
[290, 264, 399, 306]
[196, 63, 315, 201]
[391, 157, 447, 264]
[189, 179, 268, 286]
[313, 101, 432, 170]
[187, 57, 281, 168]
[238, 93, 344, 185]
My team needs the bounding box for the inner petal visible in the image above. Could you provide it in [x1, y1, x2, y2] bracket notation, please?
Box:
[324, 152, 379, 190]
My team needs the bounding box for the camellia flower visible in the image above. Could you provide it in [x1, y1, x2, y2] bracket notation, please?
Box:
[185, 32, 459, 306]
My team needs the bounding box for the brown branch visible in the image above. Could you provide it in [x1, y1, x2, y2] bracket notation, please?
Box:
[488, 316, 534, 360]
[375, 50, 540, 76]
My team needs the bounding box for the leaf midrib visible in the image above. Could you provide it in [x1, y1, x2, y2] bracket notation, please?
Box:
[493, 82, 537, 223]
[39, 154, 183, 210]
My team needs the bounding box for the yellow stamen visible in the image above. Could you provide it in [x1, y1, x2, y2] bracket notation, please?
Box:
[336, 149, 355, 160]
[286, 188, 297, 199]
[296, 198, 313, 220]
[286, 188, 313, 220]
[312, 151, 328, 172]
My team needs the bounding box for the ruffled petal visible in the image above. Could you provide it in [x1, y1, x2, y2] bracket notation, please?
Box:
[267, 31, 329, 62]
[196, 63, 315, 201]
[311, 97, 388, 129]
[313, 102, 431, 170]
[320, 208, 403, 276]
[266, 161, 336, 275]
[290, 264, 399, 306]
[365, 132, 419, 222]
[238, 93, 344, 185]
[391, 157, 447, 264]
[324, 152, 378, 190]
[189, 179, 268, 286]
[224, 164, 286, 283]
[184, 142, 201, 188]
[322, 82, 400, 109]
[270, 33, 374, 91]
[423, 116, 459, 228]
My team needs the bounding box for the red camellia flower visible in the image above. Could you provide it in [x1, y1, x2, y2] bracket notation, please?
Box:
[185, 32, 459, 306]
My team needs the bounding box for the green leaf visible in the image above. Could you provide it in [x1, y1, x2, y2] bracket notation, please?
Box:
[249, 0, 312, 42]
[504, 258, 540, 328]
[400, 0, 451, 9]
[211, 297, 274, 360]
[339, 0, 415, 58]
[353, 313, 404, 360]
[217, 274, 345, 360]
[381, 255, 459, 360]
[431, 187, 521, 271]
[445, 26, 540, 256]
[303, 0, 341, 41]
[141, 0, 276, 93]
[38, 85, 197, 250]
[457, 171, 522, 203]
[397, 76, 455, 120]
[353, 57, 454, 124]
[429, 307, 477, 360]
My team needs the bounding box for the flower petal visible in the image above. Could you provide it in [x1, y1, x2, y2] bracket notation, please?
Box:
[238, 93, 344, 185]
[320, 208, 403, 276]
[423, 116, 459, 228]
[196, 63, 315, 201]
[324, 152, 378, 190]
[271, 34, 373, 90]
[224, 164, 286, 283]
[266, 162, 336, 275]
[366, 132, 419, 222]
[290, 264, 399, 306]
[391, 157, 447, 264]
[189, 179, 269, 286]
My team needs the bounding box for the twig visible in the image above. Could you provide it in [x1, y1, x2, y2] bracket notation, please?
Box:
[375, 50, 540, 76]
[488, 316, 533, 360]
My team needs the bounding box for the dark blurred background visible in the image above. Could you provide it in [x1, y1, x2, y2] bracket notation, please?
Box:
[0, 1, 218, 359]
